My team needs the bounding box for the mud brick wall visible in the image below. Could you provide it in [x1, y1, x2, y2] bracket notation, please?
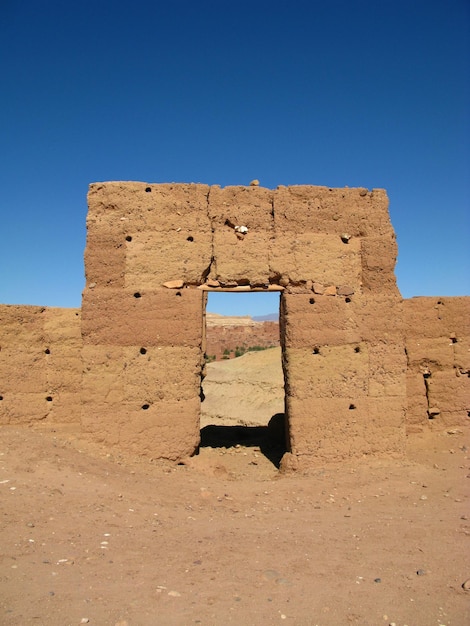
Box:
[82, 184, 208, 460]
[83, 182, 405, 465]
[404, 297, 470, 431]
[281, 293, 406, 463]
[0, 306, 82, 425]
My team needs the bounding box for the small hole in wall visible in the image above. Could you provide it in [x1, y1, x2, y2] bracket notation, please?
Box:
[126, 235, 132, 242]
[176, 291, 182, 296]
[46, 396, 53, 402]
[75, 312, 79, 316]
[354, 346, 360, 353]
[187, 236, 194, 242]
[312, 346, 320, 355]
[349, 404, 356, 410]
[134, 292, 141, 298]
[140, 347, 147, 355]
[437, 300, 443, 305]
[467, 411, 470, 418]
[45, 348, 50, 354]
[145, 187, 151, 193]
[309, 298, 315, 304]
[345, 297, 352, 303]
[451, 337, 458, 344]
[142, 404, 150, 410]
[0, 396, 3, 401]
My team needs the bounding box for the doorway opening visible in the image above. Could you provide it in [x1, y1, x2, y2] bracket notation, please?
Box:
[200, 291, 288, 468]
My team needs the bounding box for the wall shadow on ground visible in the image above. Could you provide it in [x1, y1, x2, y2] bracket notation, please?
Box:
[199, 413, 287, 468]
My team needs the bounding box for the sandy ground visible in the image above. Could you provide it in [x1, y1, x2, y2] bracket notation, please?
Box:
[1, 350, 469, 626]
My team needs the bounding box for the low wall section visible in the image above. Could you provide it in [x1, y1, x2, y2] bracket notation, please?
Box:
[404, 297, 469, 430]
[0, 306, 82, 426]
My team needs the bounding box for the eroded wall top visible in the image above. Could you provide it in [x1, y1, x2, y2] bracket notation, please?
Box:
[85, 182, 399, 297]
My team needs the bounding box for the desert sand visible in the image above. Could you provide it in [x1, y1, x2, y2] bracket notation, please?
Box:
[0, 348, 469, 626]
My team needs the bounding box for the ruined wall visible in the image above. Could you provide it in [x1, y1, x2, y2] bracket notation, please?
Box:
[277, 185, 406, 464]
[404, 297, 470, 431]
[82, 182, 406, 464]
[4, 183, 466, 466]
[0, 305, 82, 426]
[81, 184, 208, 460]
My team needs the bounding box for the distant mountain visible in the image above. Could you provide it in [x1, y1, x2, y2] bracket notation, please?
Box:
[252, 313, 279, 322]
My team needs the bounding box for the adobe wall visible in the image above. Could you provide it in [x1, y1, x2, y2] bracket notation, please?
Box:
[82, 182, 406, 464]
[404, 297, 470, 431]
[0, 305, 82, 426]
[1, 183, 467, 466]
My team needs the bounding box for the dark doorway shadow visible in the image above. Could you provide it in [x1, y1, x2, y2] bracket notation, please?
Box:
[199, 413, 287, 468]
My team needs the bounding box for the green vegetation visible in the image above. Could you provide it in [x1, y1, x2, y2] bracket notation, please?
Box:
[213, 345, 277, 361]
[233, 345, 276, 358]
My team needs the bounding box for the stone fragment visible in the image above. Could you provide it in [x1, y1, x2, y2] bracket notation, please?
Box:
[286, 285, 311, 294]
[337, 285, 355, 296]
[249, 179, 260, 186]
[462, 579, 470, 590]
[428, 407, 440, 418]
[234, 225, 248, 235]
[262, 569, 281, 581]
[206, 279, 220, 288]
[324, 285, 337, 296]
[279, 453, 298, 473]
[162, 280, 184, 289]
[312, 282, 325, 295]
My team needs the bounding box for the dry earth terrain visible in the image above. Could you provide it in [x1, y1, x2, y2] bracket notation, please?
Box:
[204, 314, 279, 361]
[1, 349, 469, 626]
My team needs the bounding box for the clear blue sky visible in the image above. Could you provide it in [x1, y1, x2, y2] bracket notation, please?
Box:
[1, 0, 468, 317]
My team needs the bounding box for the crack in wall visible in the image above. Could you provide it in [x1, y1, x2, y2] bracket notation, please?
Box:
[205, 186, 216, 281]
[423, 369, 433, 417]
[268, 194, 277, 284]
